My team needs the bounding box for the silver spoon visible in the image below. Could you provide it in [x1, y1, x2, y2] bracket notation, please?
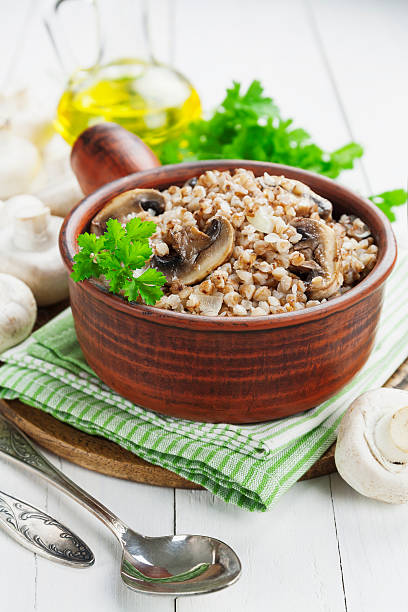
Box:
[0, 415, 241, 596]
[0, 488, 94, 567]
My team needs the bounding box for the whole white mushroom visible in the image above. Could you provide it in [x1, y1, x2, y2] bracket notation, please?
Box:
[0, 194, 68, 305]
[32, 134, 84, 216]
[335, 388, 408, 503]
[34, 175, 83, 218]
[0, 273, 37, 352]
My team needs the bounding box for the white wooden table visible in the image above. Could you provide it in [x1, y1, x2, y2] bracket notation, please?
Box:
[1, 1, 407, 610]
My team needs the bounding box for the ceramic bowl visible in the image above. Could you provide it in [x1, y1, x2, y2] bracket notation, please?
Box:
[60, 124, 397, 423]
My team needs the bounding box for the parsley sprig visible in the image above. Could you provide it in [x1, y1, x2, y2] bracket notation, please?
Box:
[158, 80, 364, 178]
[71, 218, 166, 306]
[157, 80, 407, 221]
[369, 189, 407, 222]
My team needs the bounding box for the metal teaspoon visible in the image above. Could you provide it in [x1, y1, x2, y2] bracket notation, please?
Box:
[0, 488, 94, 567]
[0, 415, 241, 596]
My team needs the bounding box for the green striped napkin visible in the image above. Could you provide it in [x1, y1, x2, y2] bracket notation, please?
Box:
[0, 253, 407, 511]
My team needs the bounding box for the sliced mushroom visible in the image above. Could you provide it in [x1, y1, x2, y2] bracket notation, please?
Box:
[152, 217, 234, 285]
[91, 188, 166, 236]
[185, 176, 198, 188]
[290, 217, 342, 300]
[310, 193, 333, 221]
[278, 177, 333, 221]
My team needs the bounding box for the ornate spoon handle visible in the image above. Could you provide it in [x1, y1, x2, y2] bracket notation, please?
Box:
[0, 489, 94, 566]
[0, 415, 62, 480]
[0, 414, 126, 539]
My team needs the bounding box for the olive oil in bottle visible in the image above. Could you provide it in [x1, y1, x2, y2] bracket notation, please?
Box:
[54, 58, 201, 148]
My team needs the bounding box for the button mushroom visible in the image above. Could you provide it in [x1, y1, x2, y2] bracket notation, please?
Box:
[335, 388, 408, 503]
[152, 217, 234, 285]
[33, 135, 84, 217]
[0, 195, 68, 306]
[0, 273, 37, 352]
[91, 189, 166, 236]
[290, 217, 342, 300]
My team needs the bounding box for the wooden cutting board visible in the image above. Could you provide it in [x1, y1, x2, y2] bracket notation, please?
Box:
[1, 302, 407, 488]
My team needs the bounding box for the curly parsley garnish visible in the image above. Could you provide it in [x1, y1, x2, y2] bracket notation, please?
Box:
[71, 218, 166, 306]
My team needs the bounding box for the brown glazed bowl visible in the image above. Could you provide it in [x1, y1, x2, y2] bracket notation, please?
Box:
[60, 123, 397, 423]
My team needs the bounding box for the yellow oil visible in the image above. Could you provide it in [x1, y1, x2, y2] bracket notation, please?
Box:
[54, 58, 201, 150]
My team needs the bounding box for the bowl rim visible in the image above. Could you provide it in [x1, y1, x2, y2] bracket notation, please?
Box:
[60, 160, 397, 332]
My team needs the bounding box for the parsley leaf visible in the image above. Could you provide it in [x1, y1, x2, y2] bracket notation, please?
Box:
[71, 249, 102, 282]
[77, 232, 104, 252]
[71, 218, 166, 305]
[126, 216, 157, 241]
[71, 232, 104, 281]
[157, 80, 363, 179]
[124, 269, 167, 306]
[103, 218, 126, 250]
[369, 189, 407, 222]
[156, 79, 406, 221]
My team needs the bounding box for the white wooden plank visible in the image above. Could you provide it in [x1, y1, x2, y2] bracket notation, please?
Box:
[176, 479, 345, 612]
[307, 5, 408, 611]
[330, 473, 408, 612]
[4, 0, 68, 93]
[0, 457, 39, 612]
[0, 0, 33, 89]
[172, 0, 367, 194]
[308, 0, 408, 242]
[7, 0, 176, 92]
[309, 0, 408, 191]
[34, 456, 174, 612]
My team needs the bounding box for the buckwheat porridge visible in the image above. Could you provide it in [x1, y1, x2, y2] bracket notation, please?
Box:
[91, 169, 378, 316]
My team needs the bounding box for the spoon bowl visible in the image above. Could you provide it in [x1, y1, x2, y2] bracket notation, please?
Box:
[120, 530, 241, 595]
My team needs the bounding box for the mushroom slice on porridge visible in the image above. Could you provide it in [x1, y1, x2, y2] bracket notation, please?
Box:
[277, 177, 333, 221]
[309, 193, 333, 221]
[290, 217, 342, 300]
[152, 217, 234, 285]
[91, 188, 166, 236]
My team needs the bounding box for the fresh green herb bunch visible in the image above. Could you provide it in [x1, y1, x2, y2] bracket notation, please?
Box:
[157, 80, 407, 221]
[71, 217, 166, 306]
[158, 80, 363, 178]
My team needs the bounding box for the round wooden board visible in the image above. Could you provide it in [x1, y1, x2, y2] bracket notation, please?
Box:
[1, 302, 407, 489]
[0, 398, 333, 486]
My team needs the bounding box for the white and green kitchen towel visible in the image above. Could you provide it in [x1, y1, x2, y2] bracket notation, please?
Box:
[0, 253, 407, 512]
